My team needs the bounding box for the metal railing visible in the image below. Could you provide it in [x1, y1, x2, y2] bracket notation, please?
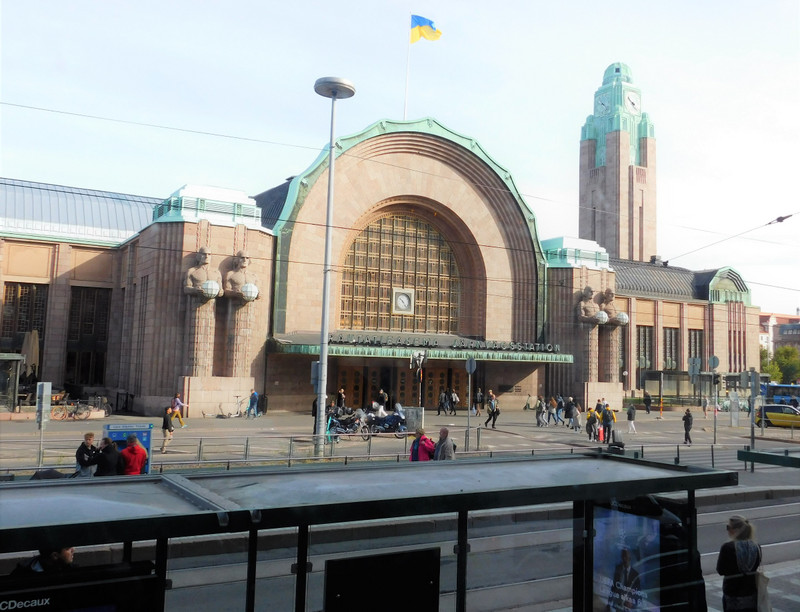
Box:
[1, 433, 787, 479]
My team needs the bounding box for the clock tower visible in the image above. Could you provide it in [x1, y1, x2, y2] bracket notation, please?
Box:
[579, 63, 656, 261]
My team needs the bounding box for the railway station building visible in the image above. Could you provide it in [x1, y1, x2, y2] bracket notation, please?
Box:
[0, 64, 760, 415]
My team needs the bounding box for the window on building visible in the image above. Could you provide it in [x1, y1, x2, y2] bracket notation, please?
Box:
[65, 287, 111, 385]
[663, 327, 679, 370]
[341, 215, 460, 333]
[636, 325, 653, 388]
[688, 329, 704, 370]
[0, 282, 48, 352]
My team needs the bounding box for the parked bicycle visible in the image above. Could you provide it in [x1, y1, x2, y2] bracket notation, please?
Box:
[51, 403, 91, 420]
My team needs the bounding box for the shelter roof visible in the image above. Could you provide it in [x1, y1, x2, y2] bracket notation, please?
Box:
[0, 455, 737, 553]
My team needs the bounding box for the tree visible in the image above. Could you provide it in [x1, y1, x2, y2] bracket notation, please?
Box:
[774, 346, 800, 384]
[761, 348, 782, 382]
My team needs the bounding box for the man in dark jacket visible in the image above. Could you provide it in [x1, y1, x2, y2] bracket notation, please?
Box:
[682, 409, 693, 445]
[602, 406, 615, 444]
[161, 406, 175, 453]
[89, 437, 124, 476]
[75, 432, 97, 477]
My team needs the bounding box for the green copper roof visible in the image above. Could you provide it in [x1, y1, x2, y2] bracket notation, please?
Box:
[271, 117, 540, 238]
[582, 63, 655, 168]
[268, 117, 549, 338]
[603, 62, 633, 85]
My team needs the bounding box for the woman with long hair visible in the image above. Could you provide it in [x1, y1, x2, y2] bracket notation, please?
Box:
[716, 515, 762, 612]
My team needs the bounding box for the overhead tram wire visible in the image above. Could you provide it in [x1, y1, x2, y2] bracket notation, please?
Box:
[8, 100, 786, 236]
[663, 214, 797, 265]
[5, 104, 798, 310]
[8, 181, 799, 307]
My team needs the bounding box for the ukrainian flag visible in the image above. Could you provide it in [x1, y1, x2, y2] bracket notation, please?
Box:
[410, 15, 442, 43]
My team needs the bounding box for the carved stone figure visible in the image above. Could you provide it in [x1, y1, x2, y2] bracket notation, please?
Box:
[184, 246, 223, 298]
[224, 250, 259, 301]
[600, 288, 617, 318]
[577, 286, 599, 323]
[599, 288, 628, 326]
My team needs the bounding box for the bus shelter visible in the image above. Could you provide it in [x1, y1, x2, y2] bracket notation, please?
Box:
[0, 453, 737, 611]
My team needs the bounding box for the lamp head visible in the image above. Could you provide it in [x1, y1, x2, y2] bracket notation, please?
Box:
[314, 77, 356, 100]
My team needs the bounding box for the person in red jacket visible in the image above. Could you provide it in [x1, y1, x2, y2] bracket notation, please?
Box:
[120, 433, 148, 475]
[409, 428, 435, 462]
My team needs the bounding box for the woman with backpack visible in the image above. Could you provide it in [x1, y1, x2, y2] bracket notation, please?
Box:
[586, 407, 598, 441]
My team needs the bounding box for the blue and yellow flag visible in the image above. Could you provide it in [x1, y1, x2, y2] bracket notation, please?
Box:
[410, 15, 442, 43]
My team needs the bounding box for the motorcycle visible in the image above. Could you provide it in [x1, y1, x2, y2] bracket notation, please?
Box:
[327, 408, 371, 441]
[365, 406, 408, 438]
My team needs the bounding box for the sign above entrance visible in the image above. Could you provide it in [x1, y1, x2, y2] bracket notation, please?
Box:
[328, 333, 560, 354]
[268, 333, 572, 363]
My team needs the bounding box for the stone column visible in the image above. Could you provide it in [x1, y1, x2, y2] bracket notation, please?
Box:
[187, 296, 216, 377]
[227, 300, 255, 378]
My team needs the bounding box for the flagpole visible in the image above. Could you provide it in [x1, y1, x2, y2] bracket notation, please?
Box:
[404, 14, 411, 120]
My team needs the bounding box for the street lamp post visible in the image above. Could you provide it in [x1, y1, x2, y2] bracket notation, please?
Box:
[314, 77, 355, 456]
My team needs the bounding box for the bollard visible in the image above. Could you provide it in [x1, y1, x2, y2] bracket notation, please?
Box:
[476, 426, 482, 450]
[676, 444, 680, 464]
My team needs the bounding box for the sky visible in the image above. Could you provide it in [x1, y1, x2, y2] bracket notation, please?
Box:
[1, 0, 799, 315]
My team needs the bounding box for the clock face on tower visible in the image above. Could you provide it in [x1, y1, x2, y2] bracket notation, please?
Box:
[624, 91, 641, 114]
[392, 288, 415, 315]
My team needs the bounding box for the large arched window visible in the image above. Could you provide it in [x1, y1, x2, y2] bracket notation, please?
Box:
[340, 214, 460, 333]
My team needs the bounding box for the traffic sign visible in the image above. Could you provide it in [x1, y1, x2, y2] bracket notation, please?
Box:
[465, 357, 476, 375]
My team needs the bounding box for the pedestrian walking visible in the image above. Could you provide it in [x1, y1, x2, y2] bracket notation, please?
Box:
[474, 388, 483, 416]
[535, 395, 546, 427]
[160, 406, 175, 453]
[556, 394, 565, 423]
[523, 394, 532, 411]
[682, 408, 693, 446]
[437, 389, 446, 416]
[716, 515, 761, 612]
[601, 405, 616, 445]
[171, 393, 188, 428]
[546, 396, 557, 425]
[433, 427, 455, 460]
[572, 403, 582, 432]
[627, 404, 637, 434]
[643, 391, 652, 415]
[484, 390, 499, 429]
[377, 388, 388, 412]
[562, 397, 573, 427]
[449, 388, 459, 415]
[702, 395, 709, 419]
[586, 407, 598, 441]
[246, 388, 259, 418]
[409, 428, 434, 462]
